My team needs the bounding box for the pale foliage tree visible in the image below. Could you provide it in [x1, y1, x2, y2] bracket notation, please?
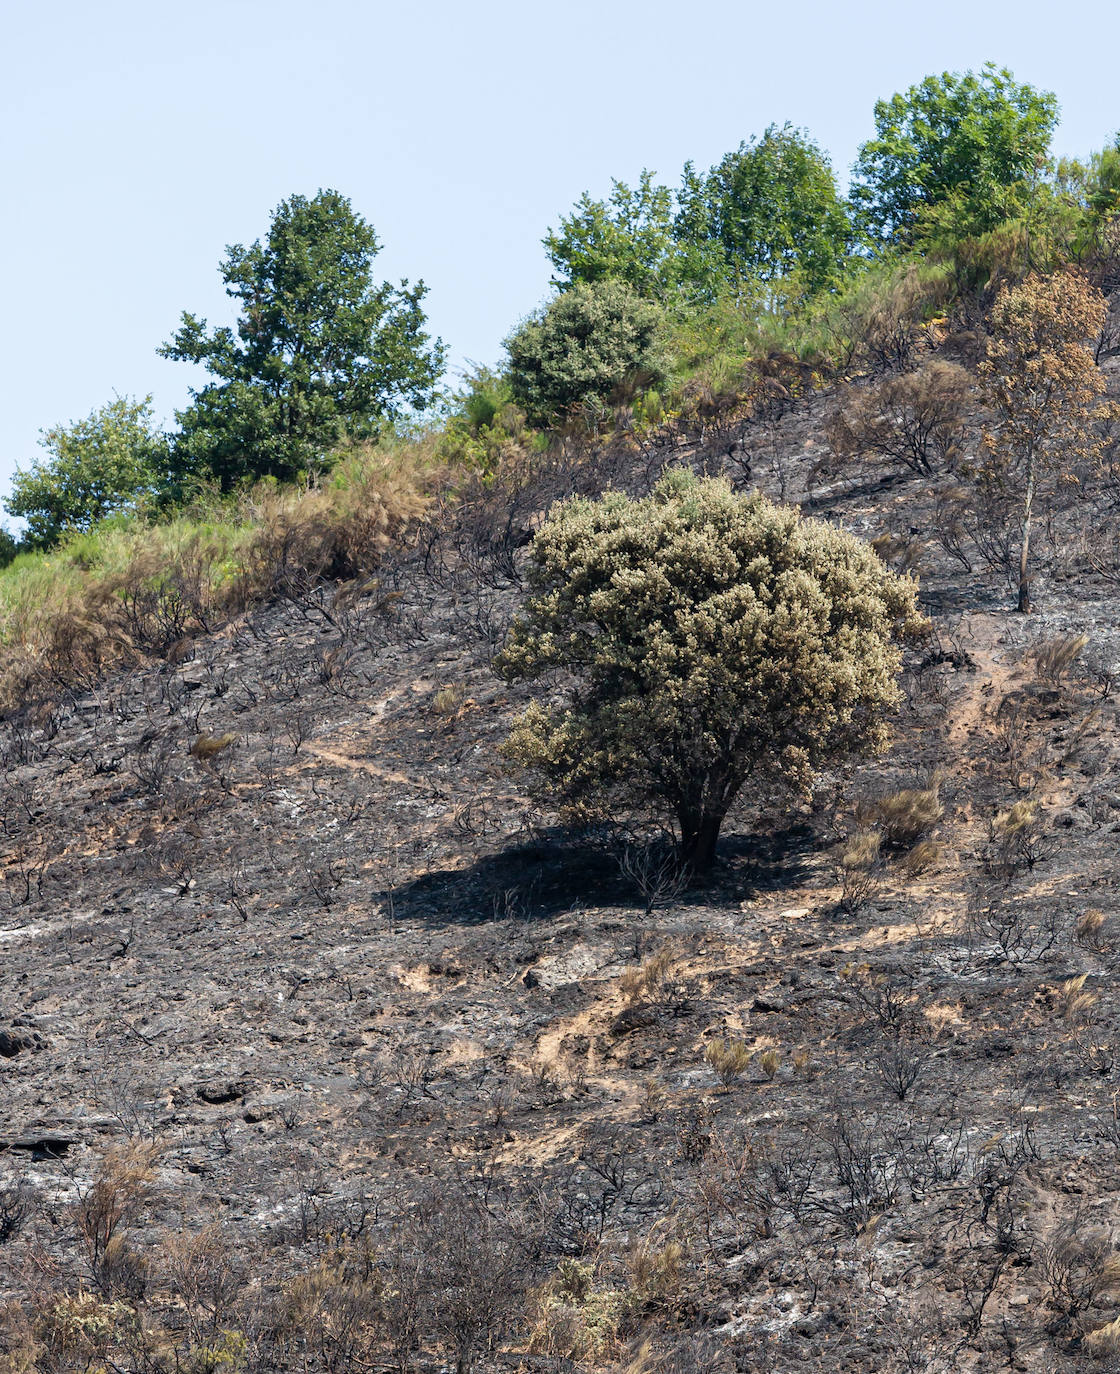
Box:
[979, 270, 1108, 612]
[497, 471, 922, 872]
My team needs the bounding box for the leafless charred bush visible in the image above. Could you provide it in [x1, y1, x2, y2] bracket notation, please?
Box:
[116, 556, 215, 656]
[841, 962, 924, 1040]
[157, 1223, 245, 1351]
[0, 1183, 37, 1243]
[818, 262, 953, 374]
[534, 1126, 667, 1254]
[1040, 1218, 1120, 1331]
[72, 1141, 159, 1298]
[129, 728, 178, 796]
[3, 836, 49, 908]
[828, 361, 971, 478]
[835, 828, 882, 913]
[810, 1107, 905, 1235]
[933, 481, 1019, 578]
[421, 1192, 527, 1374]
[314, 641, 368, 698]
[673, 1100, 715, 1167]
[0, 718, 54, 770]
[965, 880, 1061, 966]
[615, 835, 688, 919]
[875, 1035, 929, 1101]
[983, 799, 1059, 876]
[987, 696, 1048, 789]
[417, 442, 597, 594]
[951, 1125, 1038, 1339]
[302, 851, 346, 910]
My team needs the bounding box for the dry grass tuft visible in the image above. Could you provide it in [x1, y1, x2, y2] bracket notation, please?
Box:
[619, 947, 678, 1008]
[703, 1037, 753, 1088]
[190, 732, 237, 761]
[856, 783, 942, 847]
[1033, 633, 1090, 688]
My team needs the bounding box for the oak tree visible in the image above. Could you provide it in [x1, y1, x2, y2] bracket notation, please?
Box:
[161, 190, 445, 489]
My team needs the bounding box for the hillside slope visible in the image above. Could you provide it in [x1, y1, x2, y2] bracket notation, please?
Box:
[4, 344, 1120, 1372]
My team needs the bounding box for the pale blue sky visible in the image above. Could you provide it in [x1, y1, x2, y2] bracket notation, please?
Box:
[2, 0, 1118, 511]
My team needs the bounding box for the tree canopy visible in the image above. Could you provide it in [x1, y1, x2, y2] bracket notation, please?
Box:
[160, 189, 446, 489]
[675, 124, 852, 295]
[543, 171, 679, 297]
[5, 396, 164, 549]
[978, 270, 1108, 612]
[851, 64, 1059, 246]
[505, 280, 664, 426]
[498, 471, 922, 871]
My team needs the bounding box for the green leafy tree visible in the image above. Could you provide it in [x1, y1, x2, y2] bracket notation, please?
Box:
[851, 64, 1059, 246]
[543, 171, 679, 297]
[505, 280, 663, 426]
[497, 471, 922, 872]
[0, 527, 18, 569]
[674, 124, 853, 295]
[161, 189, 446, 489]
[5, 395, 164, 549]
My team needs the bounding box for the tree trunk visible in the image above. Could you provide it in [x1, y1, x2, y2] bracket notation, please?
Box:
[1017, 453, 1035, 614]
[679, 811, 724, 874]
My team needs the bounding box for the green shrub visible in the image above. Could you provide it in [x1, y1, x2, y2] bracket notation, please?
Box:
[505, 280, 664, 426]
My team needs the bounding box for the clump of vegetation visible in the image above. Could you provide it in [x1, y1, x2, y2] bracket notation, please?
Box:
[977, 270, 1109, 613]
[703, 1037, 753, 1087]
[758, 1048, 780, 1080]
[828, 361, 971, 477]
[0, 442, 434, 705]
[856, 782, 943, 848]
[505, 279, 664, 427]
[837, 828, 883, 913]
[1040, 1220, 1120, 1329]
[1032, 633, 1090, 689]
[986, 798, 1056, 875]
[527, 1260, 628, 1365]
[498, 471, 922, 871]
[619, 947, 680, 1009]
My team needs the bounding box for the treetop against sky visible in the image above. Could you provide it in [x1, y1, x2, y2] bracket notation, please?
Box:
[2, 0, 1118, 503]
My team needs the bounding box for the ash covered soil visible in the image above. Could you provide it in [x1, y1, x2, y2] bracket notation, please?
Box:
[6, 373, 1120, 1372]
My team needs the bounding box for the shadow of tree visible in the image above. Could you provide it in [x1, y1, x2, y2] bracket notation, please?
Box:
[382, 822, 823, 928]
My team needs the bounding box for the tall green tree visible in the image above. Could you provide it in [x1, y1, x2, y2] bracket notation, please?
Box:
[5, 395, 164, 549]
[543, 170, 678, 297]
[851, 65, 1059, 247]
[675, 124, 853, 295]
[161, 190, 446, 489]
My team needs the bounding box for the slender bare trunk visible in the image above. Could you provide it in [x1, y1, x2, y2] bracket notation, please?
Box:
[1017, 452, 1035, 614]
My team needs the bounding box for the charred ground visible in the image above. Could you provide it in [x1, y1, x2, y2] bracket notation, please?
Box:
[4, 328, 1120, 1372]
